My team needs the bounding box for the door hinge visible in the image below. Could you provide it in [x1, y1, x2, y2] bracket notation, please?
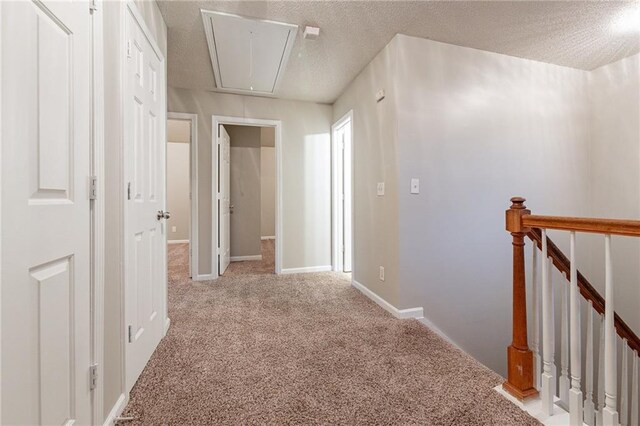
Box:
[126, 40, 132, 59]
[127, 182, 131, 200]
[89, 176, 97, 200]
[89, 364, 98, 390]
[217, 192, 221, 200]
[89, 0, 97, 14]
[128, 325, 134, 343]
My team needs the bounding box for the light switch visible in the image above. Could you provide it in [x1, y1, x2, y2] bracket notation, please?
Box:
[172, 226, 177, 233]
[377, 182, 385, 196]
[410, 178, 419, 194]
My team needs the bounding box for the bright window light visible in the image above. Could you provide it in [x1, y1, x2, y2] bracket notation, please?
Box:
[612, 5, 640, 33]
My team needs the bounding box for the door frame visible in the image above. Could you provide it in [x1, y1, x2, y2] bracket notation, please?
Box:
[211, 116, 283, 275]
[91, 0, 106, 423]
[332, 110, 354, 273]
[167, 112, 198, 279]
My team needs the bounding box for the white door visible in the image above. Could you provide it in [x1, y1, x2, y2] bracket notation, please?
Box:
[218, 125, 231, 275]
[342, 121, 353, 273]
[1, 1, 92, 424]
[124, 6, 167, 391]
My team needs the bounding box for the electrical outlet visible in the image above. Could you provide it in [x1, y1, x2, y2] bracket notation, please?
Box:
[379, 266, 385, 281]
[377, 182, 385, 196]
[171, 226, 177, 233]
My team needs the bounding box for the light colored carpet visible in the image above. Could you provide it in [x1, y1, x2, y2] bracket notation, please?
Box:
[121, 241, 539, 425]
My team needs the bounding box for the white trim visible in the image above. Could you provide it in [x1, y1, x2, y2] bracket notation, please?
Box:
[281, 265, 332, 274]
[331, 110, 354, 274]
[212, 116, 283, 276]
[167, 112, 198, 279]
[261, 236, 275, 240]
[0, 1, 4, 419]
[168, 239, 190, 244]
[230, 255, 262, 262]
[494, 386, 570, 425]
[351, 280, 423, 319]
[103, 393, 127, 426]
[164, 318, 171, 335]
[126, 1, 164, 62]
[91, 2, 106, 424]
[200, 10, 298, 97]
[194, 274, 216, 281]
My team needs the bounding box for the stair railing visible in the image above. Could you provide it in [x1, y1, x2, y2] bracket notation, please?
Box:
[503, 197, 640, 426]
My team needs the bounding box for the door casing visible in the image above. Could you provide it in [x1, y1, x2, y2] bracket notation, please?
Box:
[211, 116, 283, 276]
[332, 110, 355, 274]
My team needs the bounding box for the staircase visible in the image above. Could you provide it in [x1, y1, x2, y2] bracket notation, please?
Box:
[501, 197, 640, 426]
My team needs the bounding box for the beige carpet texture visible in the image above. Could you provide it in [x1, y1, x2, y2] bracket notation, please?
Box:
[121, 241, 539, 425]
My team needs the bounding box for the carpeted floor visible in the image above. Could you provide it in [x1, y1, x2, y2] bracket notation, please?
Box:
[121, 241, 539, 425]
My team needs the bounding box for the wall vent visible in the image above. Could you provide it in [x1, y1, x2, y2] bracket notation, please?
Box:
[201, 10, 298, 96]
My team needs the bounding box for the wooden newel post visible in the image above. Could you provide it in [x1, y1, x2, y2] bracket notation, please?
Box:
[503, 197, 539, 400]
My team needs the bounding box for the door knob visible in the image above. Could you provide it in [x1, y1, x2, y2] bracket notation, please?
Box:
[157, 210, 171, 220]
[230, 204, 234, 214]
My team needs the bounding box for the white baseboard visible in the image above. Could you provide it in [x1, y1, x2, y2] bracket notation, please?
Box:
[351, 280, 423, 319]
[194, 274, 217, 281]
[230, 255, 262, 262]
[168, 239, 189, 244]
[261, 236, 275, 240]
[103, 393, 127, 426]
[164, 317, 171, 335]
[280, 265, 332, 274]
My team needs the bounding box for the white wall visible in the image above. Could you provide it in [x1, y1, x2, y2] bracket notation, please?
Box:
[335, 34, 593, 375]
[103, 1, 167, 421]
[168, 88, 333, 273]
[167, 142, 190, 241]
[261, 146, 276, 238]
[586, 53, 640, 334]
[226, 125, 262, 258]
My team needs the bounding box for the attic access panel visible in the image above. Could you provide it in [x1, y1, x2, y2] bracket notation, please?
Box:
[201, 10, 298, 96]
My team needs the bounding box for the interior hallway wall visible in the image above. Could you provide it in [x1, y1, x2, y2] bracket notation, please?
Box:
[168, 88, 332, 274]
[333, 37, 401, 307]
[167, 142, 190, 241]
[585, 53, 640, 334]
[261, 145, 276, 238]
[103, 0, 167, 421]
[226, 125, 262, 258]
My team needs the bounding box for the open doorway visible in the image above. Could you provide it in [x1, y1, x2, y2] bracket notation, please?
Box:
[167, 113, 198, 279]
[213, 117, 282, 276]
[332, 111, 353, 274]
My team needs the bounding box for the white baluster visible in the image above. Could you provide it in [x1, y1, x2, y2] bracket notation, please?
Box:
[631, 352, 638, 426]
[584, 302, 595, 426]
[597, 315, 605, 426]
[602, 235, 618, 426]
[569, 231, 583, 425]
[541, 230, 555, 416]
[532, 246, 541, 391]
[560, 275, 570, 407]
[621, 341, 628, 426]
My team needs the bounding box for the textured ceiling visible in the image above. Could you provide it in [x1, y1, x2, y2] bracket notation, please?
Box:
[157, 1, 640, 104]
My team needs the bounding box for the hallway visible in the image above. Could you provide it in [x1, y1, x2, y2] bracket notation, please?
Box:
[121, 242, 538, 425]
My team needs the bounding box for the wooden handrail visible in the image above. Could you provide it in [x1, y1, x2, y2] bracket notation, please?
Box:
[522, 215, 640, 237]
[503, 197, 640, 402]
[527, 228, 640, 354]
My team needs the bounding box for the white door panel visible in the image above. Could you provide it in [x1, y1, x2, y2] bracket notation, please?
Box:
[218, 125, 231, 275]
[342, 122, 353, 273]
[124, 6, 166, 392]
[1, 1, 92, 424]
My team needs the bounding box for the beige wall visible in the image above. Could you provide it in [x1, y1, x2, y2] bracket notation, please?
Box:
[335, 34, 593, 375]
[168, 88, 333, 273]
[103, 1, 167, 421]
[167, 142, 190, 241]
[585, 53, 640, 334]
[261, 147, 276, 237]
[333, 37, 401, 306]
[226, 125, 262, 258]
